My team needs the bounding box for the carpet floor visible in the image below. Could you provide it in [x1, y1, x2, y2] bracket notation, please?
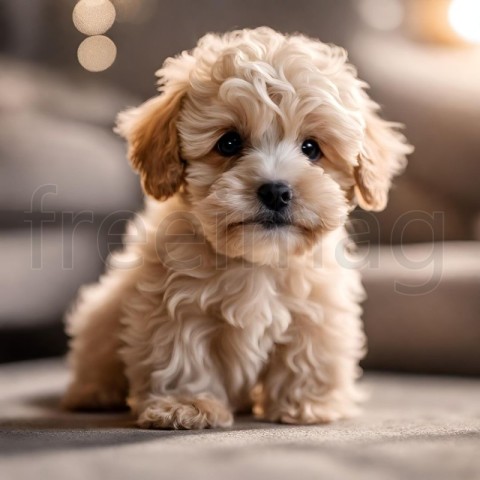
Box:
[1, 359, 479, 480]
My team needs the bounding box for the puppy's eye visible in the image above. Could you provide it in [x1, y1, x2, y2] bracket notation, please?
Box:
[301, 139, 323, 162]
[216, 131, 243, 157]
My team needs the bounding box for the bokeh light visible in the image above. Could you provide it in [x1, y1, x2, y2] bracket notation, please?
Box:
[356, 0, 405, 31]
[73, 0, 116, 36]
[77, 35, 117, 72]
[448, 0, 480, 44]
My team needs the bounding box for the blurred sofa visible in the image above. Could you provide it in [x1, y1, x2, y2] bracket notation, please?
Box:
[0, 0, 479, 374]
[350, 32, 480, 375]
[0, 58, 142, 361]
[0, 0, 355, 361]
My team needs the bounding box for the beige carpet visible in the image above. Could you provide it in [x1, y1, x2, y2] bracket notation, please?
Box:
[1, 359, 479, 480]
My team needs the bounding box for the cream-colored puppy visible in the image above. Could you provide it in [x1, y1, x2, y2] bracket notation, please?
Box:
[63, 27, 411, 429]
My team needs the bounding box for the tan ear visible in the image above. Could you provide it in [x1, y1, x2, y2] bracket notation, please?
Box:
[354, 100, 413, 211]
[115, 81, 188, 200]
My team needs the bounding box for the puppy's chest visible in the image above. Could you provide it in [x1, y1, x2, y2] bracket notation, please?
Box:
[164, 261, 321, 340]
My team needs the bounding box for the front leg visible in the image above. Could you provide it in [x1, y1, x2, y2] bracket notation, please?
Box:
[260, 307, 366, 424]
[122, 306, 233, 430]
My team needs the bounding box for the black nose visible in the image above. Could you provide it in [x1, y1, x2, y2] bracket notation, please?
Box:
[257, 182, 293, 211]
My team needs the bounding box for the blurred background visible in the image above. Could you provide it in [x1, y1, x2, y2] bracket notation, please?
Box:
[0, 0, 479, 373]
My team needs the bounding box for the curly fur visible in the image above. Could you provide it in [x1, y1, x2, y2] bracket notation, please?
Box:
[63, 27, 412, 429]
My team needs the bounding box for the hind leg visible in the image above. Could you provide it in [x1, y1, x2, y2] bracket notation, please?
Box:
[62, 274, 131, 411]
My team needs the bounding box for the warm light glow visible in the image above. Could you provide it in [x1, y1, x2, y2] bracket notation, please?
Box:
[356, 0, 405, 31]
[73, 0, 116, 36]
[448, 0, 480, 44]
[77, 35, 117, 72]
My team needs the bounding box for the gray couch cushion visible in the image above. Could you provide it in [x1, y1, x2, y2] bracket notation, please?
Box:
[0, 226, 104, 326]
[0, 57, 142, 217]
[361, 241, 480, 375]
[0, 111, 140, 216]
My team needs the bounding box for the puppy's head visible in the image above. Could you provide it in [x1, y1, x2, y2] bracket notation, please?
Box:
[117, 28, 412, 264]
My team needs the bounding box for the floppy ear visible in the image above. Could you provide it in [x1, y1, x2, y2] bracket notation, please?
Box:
[354, 97, 413, 211]
[115, 56, 193, 200]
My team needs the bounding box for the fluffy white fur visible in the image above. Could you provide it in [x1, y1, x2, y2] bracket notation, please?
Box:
[62, 28, 412, 429]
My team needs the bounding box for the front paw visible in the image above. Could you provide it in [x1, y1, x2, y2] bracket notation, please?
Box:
[137, 394, 233, 430]
[264, 399, 360, 425]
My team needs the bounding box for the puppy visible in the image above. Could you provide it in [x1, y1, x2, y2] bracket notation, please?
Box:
[62, 27, 412, 429]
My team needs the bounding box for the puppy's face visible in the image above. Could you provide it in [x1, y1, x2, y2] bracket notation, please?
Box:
[117, 28, 412, 265]
[180, 69, 355, 264]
